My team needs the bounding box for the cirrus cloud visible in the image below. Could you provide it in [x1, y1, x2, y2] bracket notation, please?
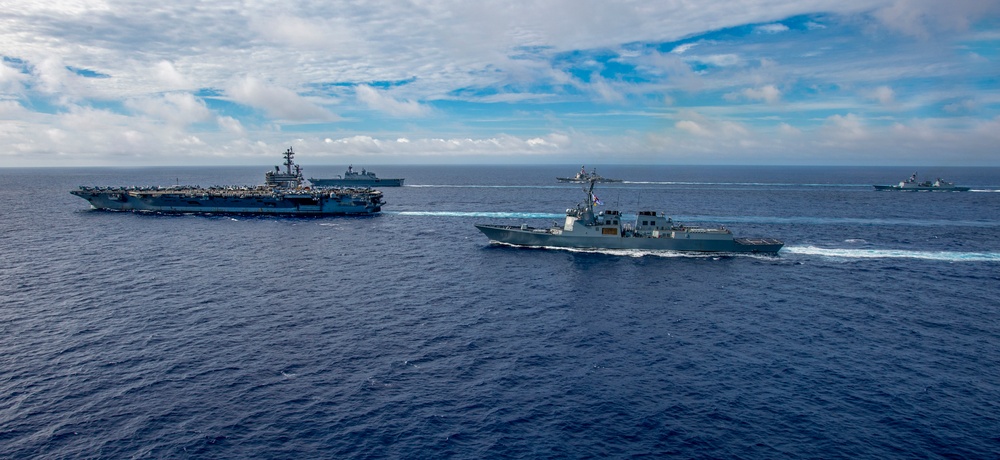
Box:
[355, 85, 431, 117]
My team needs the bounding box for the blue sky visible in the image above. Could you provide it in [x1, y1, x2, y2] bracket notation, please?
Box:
[1, 0, 999, 166]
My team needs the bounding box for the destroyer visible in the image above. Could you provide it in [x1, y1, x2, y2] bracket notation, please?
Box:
[71, 147, 384, 215]
[557, 165, 622, 183]
[873, 172, 969, 191]
[476, 175, 782, 253]
[310, 165, 404, 187]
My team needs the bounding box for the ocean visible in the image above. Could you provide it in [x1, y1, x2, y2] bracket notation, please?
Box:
[1, 164, 998, 458]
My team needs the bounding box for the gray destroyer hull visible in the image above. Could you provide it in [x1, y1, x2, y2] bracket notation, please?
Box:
[476, 170, 782, 254]
[556, 177, 621, 183]
[873, 184, 969, 191]
[72, 187, 383, 215]
[476, 224, 783, 253]
[874, 173, 969, 191]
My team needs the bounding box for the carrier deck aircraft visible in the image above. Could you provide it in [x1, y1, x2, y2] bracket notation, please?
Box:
[71, 147, 384, 216]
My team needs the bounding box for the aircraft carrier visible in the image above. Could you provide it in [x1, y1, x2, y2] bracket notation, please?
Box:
[71, 147, 384, 216]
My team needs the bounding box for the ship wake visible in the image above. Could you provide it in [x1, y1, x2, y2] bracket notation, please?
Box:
[783, 246, 1000, 262]
[397, 211, 565, 219]
[487, 242, 779, 259]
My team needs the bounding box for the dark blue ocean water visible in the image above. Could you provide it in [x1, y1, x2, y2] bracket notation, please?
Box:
[2, 164, 999, 459]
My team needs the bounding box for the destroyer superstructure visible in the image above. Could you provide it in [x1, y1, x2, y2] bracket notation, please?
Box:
[476, 174, 782, 253]
[557, 165, 621, 183]
[873, 172, 969, 191]
[71, 147, 384, 215]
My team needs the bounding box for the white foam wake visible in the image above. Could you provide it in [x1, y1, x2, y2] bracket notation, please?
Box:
[392, 211, 998, 227]
[488, 242, 773, 259]
[783, 246, 1000, 262]
[395, 211, 565, 219]
[404, 184, 566, 189]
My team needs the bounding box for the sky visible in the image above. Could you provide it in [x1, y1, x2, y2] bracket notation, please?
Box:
[1, 0, 999, 167]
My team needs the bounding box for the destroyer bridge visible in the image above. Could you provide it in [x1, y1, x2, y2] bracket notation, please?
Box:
[70, 147, 385, 216]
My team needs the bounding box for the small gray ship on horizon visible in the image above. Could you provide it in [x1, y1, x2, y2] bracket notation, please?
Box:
[557, 165, 622, 183]
[873, 172, 969, 191]
[71, 147, 385, 216]
[476, 175, 783, 253]
[309, 165, 404, 187]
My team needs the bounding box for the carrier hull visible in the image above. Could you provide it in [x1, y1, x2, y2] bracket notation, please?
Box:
[71, 188, 382, 215]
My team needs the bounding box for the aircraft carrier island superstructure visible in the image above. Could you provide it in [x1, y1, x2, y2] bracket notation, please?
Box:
[71, 147, 384, 216]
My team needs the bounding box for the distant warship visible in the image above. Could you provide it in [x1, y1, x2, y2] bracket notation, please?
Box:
[557, 165, 622, 183]
[476, 174, 782, 253]
[71, 147, 384, 215]
[310, 165, 404, 187]
[873, 172, 969, 191]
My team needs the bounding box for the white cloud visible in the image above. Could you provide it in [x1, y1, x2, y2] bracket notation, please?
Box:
[0, 0, 999, 166]
[250, 15, 361, 51]
[225, 77, 336, 122]
[217, 115, 245, 135]
[26, 56, 112, 103]
[779, 122, 801, 135]
[355, 85, 430, 117]
[14, 105, 170, 159]
[588, 74, 627, 104]
[673, 111, 752, 140]
[153, 61, 189, 88]
[671, 43, 697, 54]
[13, 0, 111, 15]
[943, 99, 977, 114]
[746, 85, 781, 103]
[0, 61, 28, 95]
[755, 23, 790, 34]
[695, 54, 741, 67]
[318, 133, 570, 157]
[823, 113, 867, 139]
[34, 57, 75, 96]
[868, 86, 895, 105]
[973, 116, 1000, 140]
[726, 85, 781, 103]
[125, 92, 211, 126]
[873, 0, 1000, 39]
[0, 99, 26, 117]
[676, 120, 709, 136]
[633, 51, 703, 91]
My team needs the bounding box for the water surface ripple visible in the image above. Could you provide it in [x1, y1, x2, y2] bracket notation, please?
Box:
[1, 165, 998, 458]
